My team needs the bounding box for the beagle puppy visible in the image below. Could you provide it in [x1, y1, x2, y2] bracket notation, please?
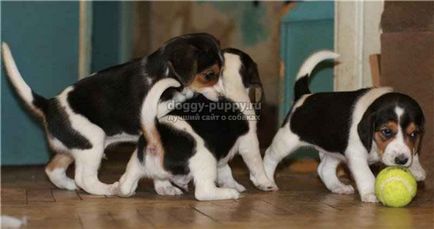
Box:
[115, 49, 277, 201]
[263, 50, 426, 203]
[1, 33, 224, 196]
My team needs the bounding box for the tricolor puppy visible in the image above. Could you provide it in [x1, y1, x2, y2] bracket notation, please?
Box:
[115, 49, 277, 201]
[263, 50, 426, 203]
[1, 33, 224, 196]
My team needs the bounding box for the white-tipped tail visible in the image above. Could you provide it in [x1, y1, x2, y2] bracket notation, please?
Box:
[141, 78, 181, 141]
[296, 50, 339, 80]
[2, 42, 43, 113]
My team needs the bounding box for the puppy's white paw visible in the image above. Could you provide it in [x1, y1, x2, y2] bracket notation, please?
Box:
[361, 193, 378, 203]
[215, 188, 241, 200]
[411, 169, 426, 181]
[110, 182, 121, 196]
[46, 169, 78, 191]
[223, 188, 241, 200]
[155, 183, 183, 196]
[179, 183, 189, 192]
[195, 188, 240, 201]
[330, 184, 355, 195]
[257, 182, 279, 192]
[63, 180, 78, 191]
[219, 181, 246, 192]
[250, 175, 279, 192]
[233, 183, 247, 192]
[114, 182, 136, 197]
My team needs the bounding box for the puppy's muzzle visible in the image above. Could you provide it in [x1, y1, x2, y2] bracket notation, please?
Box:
[201, 79, 225, 102]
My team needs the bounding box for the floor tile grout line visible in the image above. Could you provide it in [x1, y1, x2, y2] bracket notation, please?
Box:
[135, 208, 157, 229]
[25, 188, 28, 205]
[192, 206, 221, 224]
[77, 214, 85, 229]
[260, 198, 295, 213]
[48, 188, 55, 202]
[323, 203, 341, 211]
[76, 190, 83, 200]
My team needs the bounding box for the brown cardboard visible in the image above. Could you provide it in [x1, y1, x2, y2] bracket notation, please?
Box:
[381, 31, 434, 185]
[381, 1, 434, 32]
[369, 54, 381, 87]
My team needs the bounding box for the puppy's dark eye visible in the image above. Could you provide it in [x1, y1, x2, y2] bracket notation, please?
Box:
[202, 71, 217, 81]
[381, 128, 394, 138]
[409, 132, 418, 139]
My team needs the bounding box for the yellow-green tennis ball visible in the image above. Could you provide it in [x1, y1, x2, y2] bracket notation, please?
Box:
[375, 167, 417, 207]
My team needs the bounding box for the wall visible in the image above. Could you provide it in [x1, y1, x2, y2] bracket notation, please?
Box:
[381, 1, 434, 189]
[334, 1, 384, 90]
[1, 2, 132, 165]
[280, 1, 335, 122]
[1, 2, 80, 165]
[91, 2, 133, 72]
[134, 1, 283, 107]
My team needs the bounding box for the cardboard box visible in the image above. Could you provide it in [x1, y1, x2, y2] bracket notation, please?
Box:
[381, 2, 434, 187]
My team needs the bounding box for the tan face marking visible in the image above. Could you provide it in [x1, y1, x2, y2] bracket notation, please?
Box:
[404, 122, 421, 154]
[373, 121, 398, 156]
[190, 64, 221, 90]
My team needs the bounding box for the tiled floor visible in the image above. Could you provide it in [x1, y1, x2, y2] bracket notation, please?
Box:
[1, 157, 433, 228]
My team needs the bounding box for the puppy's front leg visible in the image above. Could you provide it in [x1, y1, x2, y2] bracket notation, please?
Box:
[74, 144, 118, 196]
[217, 164, 246, 192]
[189, 150, 240, 201]
[347, 154, 378, 203]
[409, 154, 426, 181]
[317, 152, 354, 195]
[238, 133, 277, 191]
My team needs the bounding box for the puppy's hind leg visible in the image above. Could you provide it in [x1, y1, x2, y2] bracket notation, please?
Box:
[263, 126, 301, 185]
[317, 152, 354, 195]
[45, 153, 77, 190]
[115, 150, 145, 197]
[73, 141, 117, 196]
[217, 164, 246, 192]
[190, 150, 240, 201]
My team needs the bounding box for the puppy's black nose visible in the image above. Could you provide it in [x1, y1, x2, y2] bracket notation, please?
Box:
[395, 155, 409, 165]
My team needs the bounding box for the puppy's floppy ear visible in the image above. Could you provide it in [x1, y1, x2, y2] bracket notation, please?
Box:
[165, 43, 199, 85]
[248, 85, 263, 117]
[248, 85, 264, 104]
[245, 61, 264, 103]
[164, 33, 222, 85]
[358, 111, 376, 152]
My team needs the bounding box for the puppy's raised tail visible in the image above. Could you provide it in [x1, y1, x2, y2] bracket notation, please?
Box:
[294, 50, 339, 101]
[141, 78, 181, 156]
[2, 43, 48, 116]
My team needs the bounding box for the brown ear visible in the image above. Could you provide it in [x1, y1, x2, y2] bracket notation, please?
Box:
[245, 57, 264, 104]
[248, 84, 264, 104]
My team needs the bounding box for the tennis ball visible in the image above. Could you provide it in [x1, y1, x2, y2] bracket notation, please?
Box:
[375, 167, 417, 207]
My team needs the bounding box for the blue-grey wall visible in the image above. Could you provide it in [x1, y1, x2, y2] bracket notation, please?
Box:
[280, 1, 335, 121]
[92, 2, 133, 72]
[1, 2, 133, 165]
[280, 1, 334, 158]
[1, 2, 80, 165]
